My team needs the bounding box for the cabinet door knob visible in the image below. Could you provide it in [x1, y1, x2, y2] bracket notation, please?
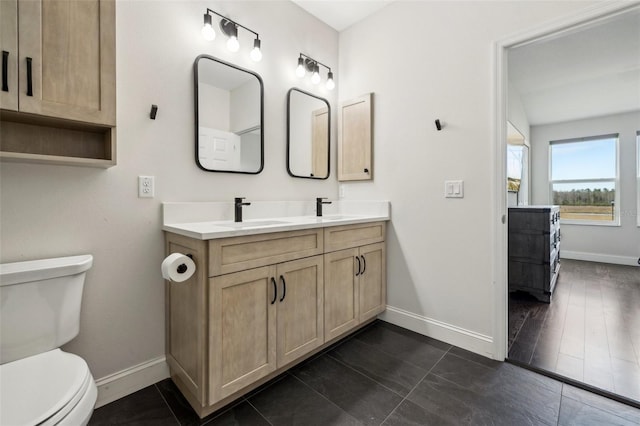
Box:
[279, 275, 286, 302]
[26, 57, 33, 96]
[270, 277, 277, 304]
[2, 51, 8, 92]
[355, 256, 361, 276]
[360, 255, 366, 274]
[364, 168, 369, 173]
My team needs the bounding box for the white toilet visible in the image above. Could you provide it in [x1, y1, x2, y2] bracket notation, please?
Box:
[0, 255, 97, 426]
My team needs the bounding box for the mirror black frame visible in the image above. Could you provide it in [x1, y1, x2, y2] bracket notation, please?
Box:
[286, 88, 331, 179]
[194, 54, 264, 174]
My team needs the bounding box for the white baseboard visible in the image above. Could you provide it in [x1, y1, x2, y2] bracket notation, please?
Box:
[561, 251, 639, 267]
[94, 356, 170, 408]
[379, 306, 496, 360]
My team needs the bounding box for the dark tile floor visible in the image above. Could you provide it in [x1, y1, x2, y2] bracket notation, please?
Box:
[90, 320, 640, 425]
[509, 259, 640, 403]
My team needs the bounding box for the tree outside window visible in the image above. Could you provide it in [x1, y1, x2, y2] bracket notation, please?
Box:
[549, 135, 618, 224]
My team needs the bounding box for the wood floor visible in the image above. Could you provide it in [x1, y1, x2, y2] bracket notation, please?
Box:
[509, 259, 640, 403]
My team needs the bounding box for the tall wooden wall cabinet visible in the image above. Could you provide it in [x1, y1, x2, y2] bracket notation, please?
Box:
[338, 93, 372, 181]
[0, 0, 116, 167]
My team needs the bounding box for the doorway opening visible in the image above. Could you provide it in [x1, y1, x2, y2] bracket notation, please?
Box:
[497, 2, 640, 408]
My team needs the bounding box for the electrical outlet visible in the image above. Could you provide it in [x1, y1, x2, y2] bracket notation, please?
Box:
[138, 176, 154, 198]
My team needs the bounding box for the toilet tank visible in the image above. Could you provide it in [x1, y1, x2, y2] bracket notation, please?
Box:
[0, 255, 93, 365]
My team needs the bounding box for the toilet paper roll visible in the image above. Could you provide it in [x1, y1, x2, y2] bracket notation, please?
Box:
[161, 253, 196, 282]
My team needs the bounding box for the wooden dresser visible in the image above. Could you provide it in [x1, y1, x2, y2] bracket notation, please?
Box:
[508, 206, 561, 302]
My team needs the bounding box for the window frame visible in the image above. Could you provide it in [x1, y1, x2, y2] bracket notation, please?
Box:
[548, 134, 620, 226]
[637, 131, 639, 227]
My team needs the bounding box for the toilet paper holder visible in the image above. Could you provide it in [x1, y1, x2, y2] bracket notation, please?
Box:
[177, 254, 193, 274]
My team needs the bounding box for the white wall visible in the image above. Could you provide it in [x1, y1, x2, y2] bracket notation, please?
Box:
[200, 84, 230, 129]
[338, 0, 598, 356]
[530, 110, 640, 264]
[0, 0, 338, 380]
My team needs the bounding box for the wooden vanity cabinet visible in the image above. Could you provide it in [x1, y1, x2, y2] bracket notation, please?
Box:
[208, 255, 324, 403]
[0, 0, 116, 166]
[165, 221, 385, 418]
[324, 222, 386, 340]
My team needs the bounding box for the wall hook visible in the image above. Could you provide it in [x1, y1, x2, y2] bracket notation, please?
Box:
[150, 104, 158, 120]
[435, 119, 443, 131]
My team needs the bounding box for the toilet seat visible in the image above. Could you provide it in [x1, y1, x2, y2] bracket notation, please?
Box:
[0, 349, 96, 426]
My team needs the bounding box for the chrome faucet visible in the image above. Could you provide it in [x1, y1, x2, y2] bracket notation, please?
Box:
[234, 197, 251, 222]
[316, 197, 332, 217]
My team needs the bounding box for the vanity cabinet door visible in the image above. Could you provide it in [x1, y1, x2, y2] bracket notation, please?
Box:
[276, 256, 324, 367]
[0, 0, 18, 111]
[338, 93, 372, 181]
[358, 243, 386, 323]
[17, 0, 116, 125]
[208, 266, 277, 404]
[324, 248, 360, 341]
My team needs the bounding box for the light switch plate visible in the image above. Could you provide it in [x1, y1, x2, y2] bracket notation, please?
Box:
[445, 180, 464, 198]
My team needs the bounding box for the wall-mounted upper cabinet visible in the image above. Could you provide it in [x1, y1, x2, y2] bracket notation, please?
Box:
[338, 93, 373, 181]
[0, 0, 116, 167]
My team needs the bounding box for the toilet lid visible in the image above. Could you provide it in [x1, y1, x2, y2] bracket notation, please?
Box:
[0, 349, 92, 426]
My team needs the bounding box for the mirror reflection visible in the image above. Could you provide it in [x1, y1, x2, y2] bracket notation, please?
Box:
[287, 88, 330, 179]
[195, 55, 263, 173]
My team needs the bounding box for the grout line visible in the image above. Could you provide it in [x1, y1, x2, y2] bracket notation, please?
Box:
[349, 327, 453, 371]
[153, 383, 182, 426]
[379, 347, 451, 425]
[287, 372, 362, 424]
[556, 383, 563, 426]
[244, 397, 275, 426]
[324, 351, 408, 399]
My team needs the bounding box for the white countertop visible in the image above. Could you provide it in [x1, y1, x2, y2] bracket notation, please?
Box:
[162, 200, 390, 240]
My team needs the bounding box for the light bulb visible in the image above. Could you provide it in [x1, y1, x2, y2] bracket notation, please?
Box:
[296, 58, 305, 78]
[202, 14, 215, 41]
[326, 71, 335, 90]
[250, 39, 262, 62]
[227, 36, 240, 52]
[311, 69, 320, 84]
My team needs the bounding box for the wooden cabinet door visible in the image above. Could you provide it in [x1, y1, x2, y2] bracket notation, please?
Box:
[0, 0, 18, 111]
[324, 248, 359, 341]
[338, 93, 372, 181]
[17, 0, 115, 125]
[276, 256, 324, 367]
[358, 243, 386, 322]
[208, 266, 276, 404]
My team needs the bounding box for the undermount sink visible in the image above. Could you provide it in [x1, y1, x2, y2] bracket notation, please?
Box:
[320, 215, 354, 220]
[219, 220, 290, 228]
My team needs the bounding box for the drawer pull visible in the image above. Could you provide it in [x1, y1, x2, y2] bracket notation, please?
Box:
[355, 256, 361, 276]
[279, 275, 286, 302]
[360, 255, 366, 274]
[270, 277, 277, 304]
[26, 57, 33, 96]
[2, 51, 8, 92]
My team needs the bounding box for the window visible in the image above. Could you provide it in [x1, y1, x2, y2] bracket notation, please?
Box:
[549, 134, 618, 224]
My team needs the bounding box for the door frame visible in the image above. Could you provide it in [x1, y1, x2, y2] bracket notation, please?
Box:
[492, 1, 640, 361]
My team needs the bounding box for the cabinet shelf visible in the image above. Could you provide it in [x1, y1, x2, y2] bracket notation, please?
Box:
[0, 111, 115, 167]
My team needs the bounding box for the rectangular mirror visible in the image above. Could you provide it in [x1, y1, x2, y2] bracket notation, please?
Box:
[195, 55, 263, 173]
[286, 88, 330, 179]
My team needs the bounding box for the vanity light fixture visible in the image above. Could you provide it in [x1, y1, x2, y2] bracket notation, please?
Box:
[202, 9, 262, 61]
[295, 53, 335, 90]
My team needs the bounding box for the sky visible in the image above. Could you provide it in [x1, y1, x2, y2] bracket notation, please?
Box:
[551, 137, 617, 181]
